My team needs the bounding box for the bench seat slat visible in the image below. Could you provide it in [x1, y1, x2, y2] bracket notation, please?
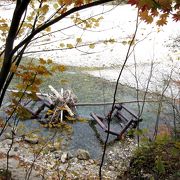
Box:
[90, 113, 107, 131]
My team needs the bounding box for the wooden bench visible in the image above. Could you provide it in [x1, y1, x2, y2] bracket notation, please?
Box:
[90, 103, 142, 139]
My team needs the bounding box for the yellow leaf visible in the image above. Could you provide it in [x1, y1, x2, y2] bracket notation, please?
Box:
[0, 18, 6, 23]
[23, 22, 32, 28]
[51, 66, 57, 71]
[10, 64, 17, 73]
[89, 44, 95, 49]
[109, 38, 116, 44]
[47, 59, 53, 64]
[64, 0, 73, 5]
[66, 44, 74, 49]
[60, 43, 65, 48]
[45, 26, 51, 32]
[76, 37, 82, 43]
[58, 65, 66, 72]
[39, 58, 46, 64]
[58, 0, 63, 5]
[94, 22, 99, 27]
[40, 4, 49, 14]
[0, 24, 9, 31]
[75, 0, 84, 6]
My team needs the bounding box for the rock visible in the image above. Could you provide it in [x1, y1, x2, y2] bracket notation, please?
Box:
[69, 157, 78, 164]
[9, 150, 17, 157]
[76, 149, 90, 160]
[89, 159, 94, 164]
[61, 152, 68, 163]
[14, 137, 22, 142]
[47, 144, 56, 152]
[2, 139, 12, 146]
[67, 151, 73, 160]
[14, 146, 18, 152]
[54, 152, 61, 159]
[24, 135, 39, 144]
[108, 165, 115, 171]
[4, 132, 12, 139]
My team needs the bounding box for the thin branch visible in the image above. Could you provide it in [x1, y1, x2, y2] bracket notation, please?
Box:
[11, 0, 117, 57]
[99, 8, 140, 180]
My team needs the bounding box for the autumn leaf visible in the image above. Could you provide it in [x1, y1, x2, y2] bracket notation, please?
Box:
[89, 44, 95, 49]
[40, 4, 49, 14]
[0, 23, 9, 31]
[128, 0, 180, 24]
[75, 0, 84, 6]
[157, 0, 172, 11]
[151, 9, 159, 17]
[57, 0, 63, 5]
[66, 43, 73, 49]
[10, 64, 17, 73]
[60, 43, 65, 48]
[138, 0, 156, 9]
[156, 13, 168, 26]
[139, 11, 153, 24]
[45, 26, 51, 32]
[128, 0, 138, 6]
[64, 0, 73, 5]
[47, 59, 53, 64]
[76, 37, 82, 43]
[173, 12, 180, 22]
[39, 58, 46, 64]
[57, 65, 66, 72]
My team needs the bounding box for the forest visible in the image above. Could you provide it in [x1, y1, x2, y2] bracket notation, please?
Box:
[0, 0, 179, 179]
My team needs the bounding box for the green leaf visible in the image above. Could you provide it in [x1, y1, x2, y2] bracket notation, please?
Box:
[155, 157, 165, 174]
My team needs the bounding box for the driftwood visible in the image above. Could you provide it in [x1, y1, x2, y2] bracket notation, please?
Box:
[7, 86, 77, 123]
[48, 85, 74, 117]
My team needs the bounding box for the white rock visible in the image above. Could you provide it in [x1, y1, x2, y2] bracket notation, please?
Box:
[61, 152, 68, 163]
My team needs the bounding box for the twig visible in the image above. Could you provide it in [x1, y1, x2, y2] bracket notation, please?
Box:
[99, 8, 140, 180]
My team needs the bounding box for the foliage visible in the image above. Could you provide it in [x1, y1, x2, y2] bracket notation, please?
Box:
[5, 58, 66, 119]
[128, 0, 180, 25]
[127, 135, 180, 179]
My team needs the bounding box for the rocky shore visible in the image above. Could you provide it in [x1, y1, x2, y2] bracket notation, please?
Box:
[0, 128, 137, 180]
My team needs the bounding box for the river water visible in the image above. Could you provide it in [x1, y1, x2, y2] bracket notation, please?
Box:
[1, 70, 176, 159]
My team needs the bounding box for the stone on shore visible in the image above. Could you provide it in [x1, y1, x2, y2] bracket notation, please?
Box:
[76, 149, 90, 160]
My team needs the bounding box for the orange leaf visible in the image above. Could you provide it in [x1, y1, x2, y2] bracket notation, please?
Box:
[139, 11, 153, 24]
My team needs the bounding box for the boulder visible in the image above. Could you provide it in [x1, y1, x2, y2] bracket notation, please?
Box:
[24, 135, 39, 144]
[76, 149, 90, 160]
